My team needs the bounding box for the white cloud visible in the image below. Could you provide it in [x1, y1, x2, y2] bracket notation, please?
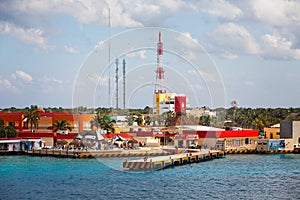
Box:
[195, 0, 242, 20]
[0, 78, 19, 93]
[250, 0, 300, 27]
[41, 76, 63, 84]
[64, 45, 79, 54]
[176, 32, 200, 49]
[1, 0, 300, 62]
[208, 23, 261, 56]
[222, 52, 238, 60]
[126, 50, 147, 59]
[0, 79, 12, 89]
[12, 70, 33, 82]
[261, 33, 300, 60]
[0, 21, 50, 50]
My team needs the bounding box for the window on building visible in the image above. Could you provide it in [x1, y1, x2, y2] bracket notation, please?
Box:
[270, 133, 273, 139]
[178, 140, 183, 148]
[83, 121, 91, 130]
[232, 139, 240, 146]
[9, 122, 15, 127]
[73, 121, 79, 132]
[245, 138, 249, 144]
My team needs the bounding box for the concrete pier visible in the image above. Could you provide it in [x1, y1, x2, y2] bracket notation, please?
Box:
[26, 148, 170, 158]
[123, 150, 225, 170]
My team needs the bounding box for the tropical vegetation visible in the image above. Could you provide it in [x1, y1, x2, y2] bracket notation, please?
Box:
[1, 105, 300, 132]
[23, 105, 40, 131]
[223, 107, 300, 131]
[0, 118, 17, 138]
[53, 119, 72, 133]
[91, 113, 115, 133]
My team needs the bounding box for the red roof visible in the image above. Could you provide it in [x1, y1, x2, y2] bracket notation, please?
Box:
[56, 133, 77, 139]
[18, 132, 54, 138]
[218, 130, 258, 138]
[153, 133, 175, 137]
[102, 133, 133, 139]
[182, 130, 259, 138]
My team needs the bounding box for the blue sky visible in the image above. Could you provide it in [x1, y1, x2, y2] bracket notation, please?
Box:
[0, 0, 300, 109]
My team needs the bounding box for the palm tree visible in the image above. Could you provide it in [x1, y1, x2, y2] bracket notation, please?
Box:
[199, 115, 210, 126]
[23, 105, 40, 132]
[144, 116, 152, 126]
[162, 111, 175, 127]
[53, 120, 72, 133]
[252, 118, 265, 132]
[92, 113, 115, 133]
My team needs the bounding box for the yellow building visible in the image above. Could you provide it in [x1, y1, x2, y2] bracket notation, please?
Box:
[154, 93, 171, 114]
[264, 124, 280, 139]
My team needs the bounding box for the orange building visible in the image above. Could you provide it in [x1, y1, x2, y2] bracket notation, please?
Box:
[0, 112, 95, 133]
[264, 124, 280, 139]
[0, 112, 24, 131]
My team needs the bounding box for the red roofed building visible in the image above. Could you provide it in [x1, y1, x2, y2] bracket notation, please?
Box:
[175, 129, 259, 150]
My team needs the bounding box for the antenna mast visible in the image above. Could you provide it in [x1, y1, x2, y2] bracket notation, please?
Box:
[108, 7, 111, 105]
[123, 59, 126, 110]
[155, 32, 165, 94]
[115, 58, 119, 109]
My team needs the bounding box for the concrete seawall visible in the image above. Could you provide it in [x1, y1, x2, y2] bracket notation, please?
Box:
[225, 149, 300, 154]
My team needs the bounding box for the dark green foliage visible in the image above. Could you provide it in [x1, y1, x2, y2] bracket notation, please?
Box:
[53, 120, 72, 132]
[92, 113, 115, 133]
[224, 107, 300, 129]
[162, 111, 175, 126]
[144, 116, 152, 126]
[199, 115, 210, 126]
[0, 118, 4, 129]
[23, 105, 40, 131]
[0, 125, 17, 138]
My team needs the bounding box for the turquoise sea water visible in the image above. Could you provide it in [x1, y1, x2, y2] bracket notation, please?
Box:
[0, 154, 299, 199]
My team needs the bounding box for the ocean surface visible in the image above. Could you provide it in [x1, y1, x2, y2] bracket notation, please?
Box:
[0, 154, 299, 199]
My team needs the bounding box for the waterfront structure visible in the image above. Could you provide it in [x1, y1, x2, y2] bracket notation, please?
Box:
[18, 132, 77, 146]
[172, 128, 259, 150]
[280, 120, 300, 148]
[0, 112, 94, 133]
[0, 112, 24, 131]
[256, 138, 294, 152]
[0, 137, 43, 151]
[264, 124, 280, 139]
[123, 149, 225, 171]
[0, 110, 262, 151]
[174, 133, 199, 148]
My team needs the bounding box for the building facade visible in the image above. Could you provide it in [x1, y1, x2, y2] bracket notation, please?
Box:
[280, 121, 300, 148]
[0, 112, 95, 134]
[155, 93, 187, 114]
[264, 124, 280, 139]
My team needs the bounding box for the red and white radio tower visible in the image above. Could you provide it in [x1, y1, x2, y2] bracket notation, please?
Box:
[155, 32, 166, 94]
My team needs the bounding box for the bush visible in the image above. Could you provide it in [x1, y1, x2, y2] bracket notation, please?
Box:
[0, 126, 18, 138]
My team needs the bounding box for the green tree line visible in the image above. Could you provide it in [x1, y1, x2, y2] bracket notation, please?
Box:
[223, 107, 300, 132]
